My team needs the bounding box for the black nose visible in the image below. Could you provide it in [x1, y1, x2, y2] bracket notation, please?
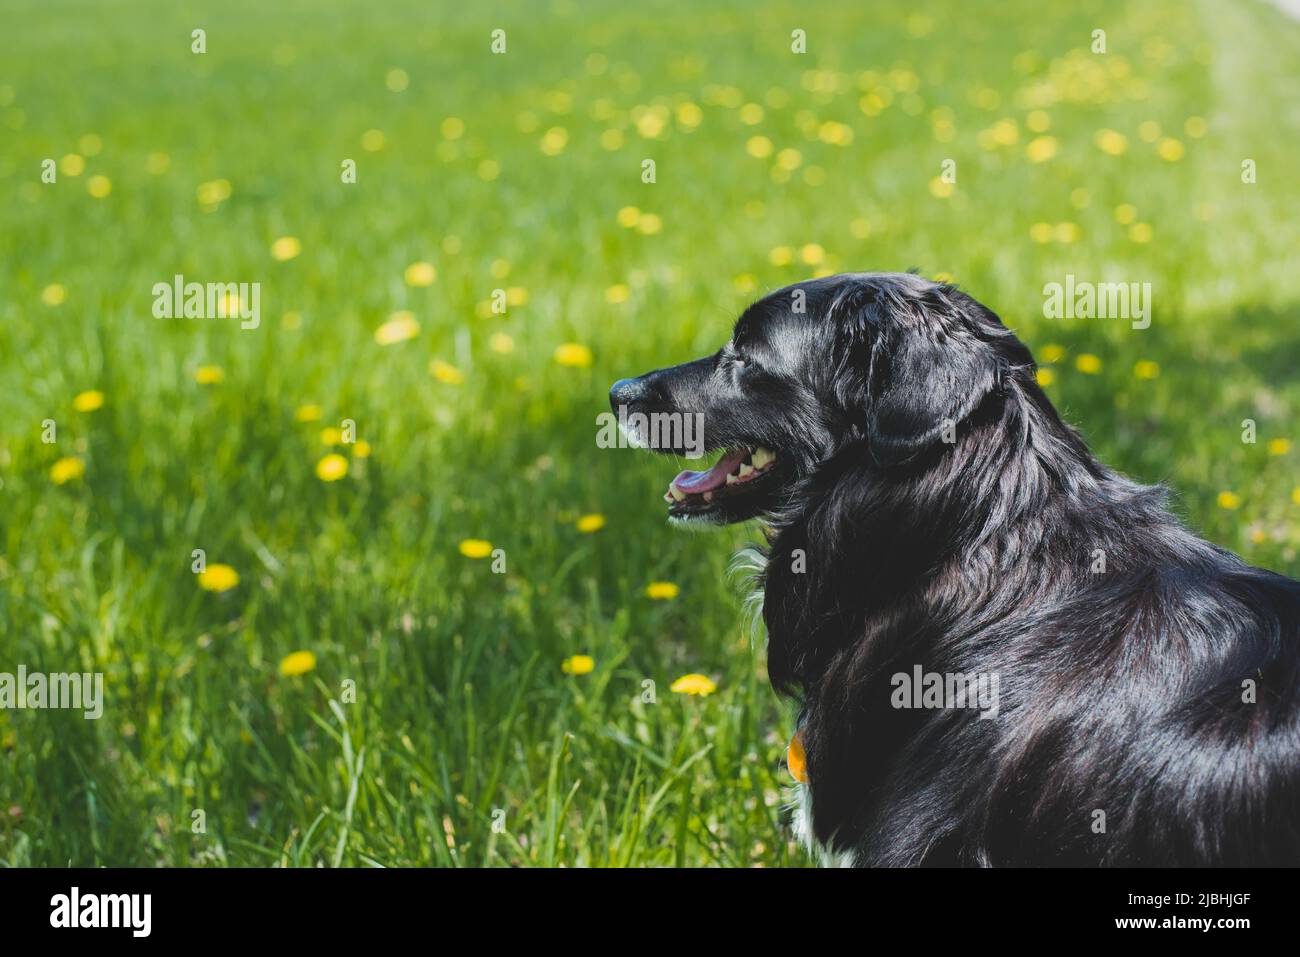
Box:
[609, 377, 643, 410]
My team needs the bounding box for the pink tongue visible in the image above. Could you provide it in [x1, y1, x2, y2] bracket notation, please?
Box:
[672, 448, 748, 494]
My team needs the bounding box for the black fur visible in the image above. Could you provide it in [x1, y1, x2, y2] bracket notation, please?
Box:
[611, 272, 1300, 866]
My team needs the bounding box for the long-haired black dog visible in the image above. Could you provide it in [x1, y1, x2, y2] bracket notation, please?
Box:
[610, 272, 1300, 866]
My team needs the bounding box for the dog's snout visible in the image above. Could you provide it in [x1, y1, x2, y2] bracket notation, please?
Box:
[610, 376, 645, 410]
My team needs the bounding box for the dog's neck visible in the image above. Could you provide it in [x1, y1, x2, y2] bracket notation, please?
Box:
[760, 381, 1113, 695]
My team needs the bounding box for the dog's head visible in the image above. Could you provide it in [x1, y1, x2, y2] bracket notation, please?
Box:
[609, 272, 1036, 524]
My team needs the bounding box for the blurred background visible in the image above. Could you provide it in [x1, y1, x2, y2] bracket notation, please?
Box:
[1, 0, 1297, 866]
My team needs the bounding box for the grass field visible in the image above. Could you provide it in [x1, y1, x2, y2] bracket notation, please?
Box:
[2, 0, 1299, 867]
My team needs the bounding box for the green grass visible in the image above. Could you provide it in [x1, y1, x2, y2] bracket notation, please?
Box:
[1, 0, 1298, 867]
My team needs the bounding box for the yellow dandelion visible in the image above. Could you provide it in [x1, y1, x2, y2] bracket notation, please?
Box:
[316, 453, 348, 481]
[617, 205, 641, 228]
[278, 651, 317, 677]
[404, 261, 436, 286]
[1133, 360, 1161, 380]
[645, 581, 679, 600]
[1035, 368, 1055, 387]
[194, 365, 225, 385]
[637, 213, 663, 235]
[606, 283, 631, 304]
[1157, 137, 1185, 162]
[540, 126, 568, 155]
[1025, 136, 1058, 163]
[270, 236, 301, 261]
[1292, 487, 1300, 506]
[787, 731, 808, 783]
[49, 456, 86, 485]
[87, 175, 112, 198]
[1129, 223, 1153, 243]
[320, 427, 343, 446]
[775, 148, 802, 171]
[1094, 129, 1128, 156]
[1184, 116, 1207, 138]
[800, 244, 825, 265]
[1026, 110, 1051, 132]
[197, 563, 239, 592]
[41, 284, 67, 306]
[554, 343, 593, 368]
[768, 245, 794, 266]
[600, 128, 624, 150]
[477, 159, 500, 181]
[1075, 354, 1102, 374]
[1041, 344, 1066, 363]
[506, 286, 528, 306]
[430, 359, 465, 385]
[1216, 491, 1241, 510]
[1029, 223, 1054, 244]
[458, 539, 493, 559]
[670, 673, 717, 696]
[1138, 120, 1162, 143]
[561, 654, 595, 676]
[352, 440, 372, 458]
[441, 116, 465, 139]
[576, 513, 606, 533]
[196, 179, 232, 207]
[489, 332, 515, 354]
[746, 135, 774, 159]
[734, 273, 757, 294]
[1053, 222, 1081, 243]
[60, 154, 85, 176]
[1114, 203, 1138, 225]
[1267, 438, 1290, 456]
[361, 129, 386, 151]
[739, 102, 764, 125]
[374, 311, 420, 345]
[295, 404, 322, 422]
[385, 67, 409, 92]
[73, 390, 104, 412]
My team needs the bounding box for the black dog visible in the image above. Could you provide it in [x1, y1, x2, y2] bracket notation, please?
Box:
[611, 272, 1300, 866]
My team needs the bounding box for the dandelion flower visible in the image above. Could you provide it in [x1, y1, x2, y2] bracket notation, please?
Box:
[269, 236, 300, 261]
[787, 731, 808, 783]
[1041, 344, 1066, 363]
[1075, 354, 1102, 374]
[1129, 223, 1153, 243]
[320, 427, 343, 446]
[561, 654, 595, 675]
[385, 68, 409, 92]
[1094, 129, 1128, 155]
[1292, 487, 1300, 506]
[540, 127, 568, 155]
[605, 284, 631, 304]
[1217, 491, 1241, 510]
[637, 213, 663, 235]
[295, 404, 322, 422]
[800, 244, 825, 265]
[1156, 137, 1185, 162]
[194, 365, 225, 384]
[87, 175, 112, 198]
[375, 311, 420, 345]
[489, 332, 515, 354]
[278, 651, 317, 677]
[458, 539, 493, 559]
[617, 206, 641, 228]
[554, 343, 593, 368]
[73, 390, 104, 412]
[60, 154, 85, 176]
[42, 284, 67, 306]
[1025, 136, 1058, 163]
[49, 456, 85, 485]
[670, 673, 717, 696]
[429, 359, 465, 384]
[746, 135, 774, 159]
[1133, 360, 1160, 380]
[197, 563, 239, 592]
[1029, 223, 1053, 244]
[352, 440, 372, 458]
[316, 453, 348, 481]
[1053, 222, 1081, 244]
[645, 581, 679, 600]
[1267, 438, 1290, 456]
[768, 245, 794, 266]
[361, 129, 386, 151]
[576, 513, 606, 533]
[1035, 368, 1055, 387]
[404, 262, 436, 286]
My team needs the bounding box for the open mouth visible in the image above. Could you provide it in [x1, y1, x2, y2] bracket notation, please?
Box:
[663, 446, 780, 520]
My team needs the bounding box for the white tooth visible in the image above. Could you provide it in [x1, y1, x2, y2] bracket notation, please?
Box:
[751, 447, 774, 470]
[670, 486, 686, 502]
[725, 473, 740, 485]
[738, 463, 755, 479]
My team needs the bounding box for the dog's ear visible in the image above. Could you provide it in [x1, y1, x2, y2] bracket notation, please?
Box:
[836, 283, 1004, 468]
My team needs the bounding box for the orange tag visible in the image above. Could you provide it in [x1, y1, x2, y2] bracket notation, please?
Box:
[787, 731, 808, 784]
